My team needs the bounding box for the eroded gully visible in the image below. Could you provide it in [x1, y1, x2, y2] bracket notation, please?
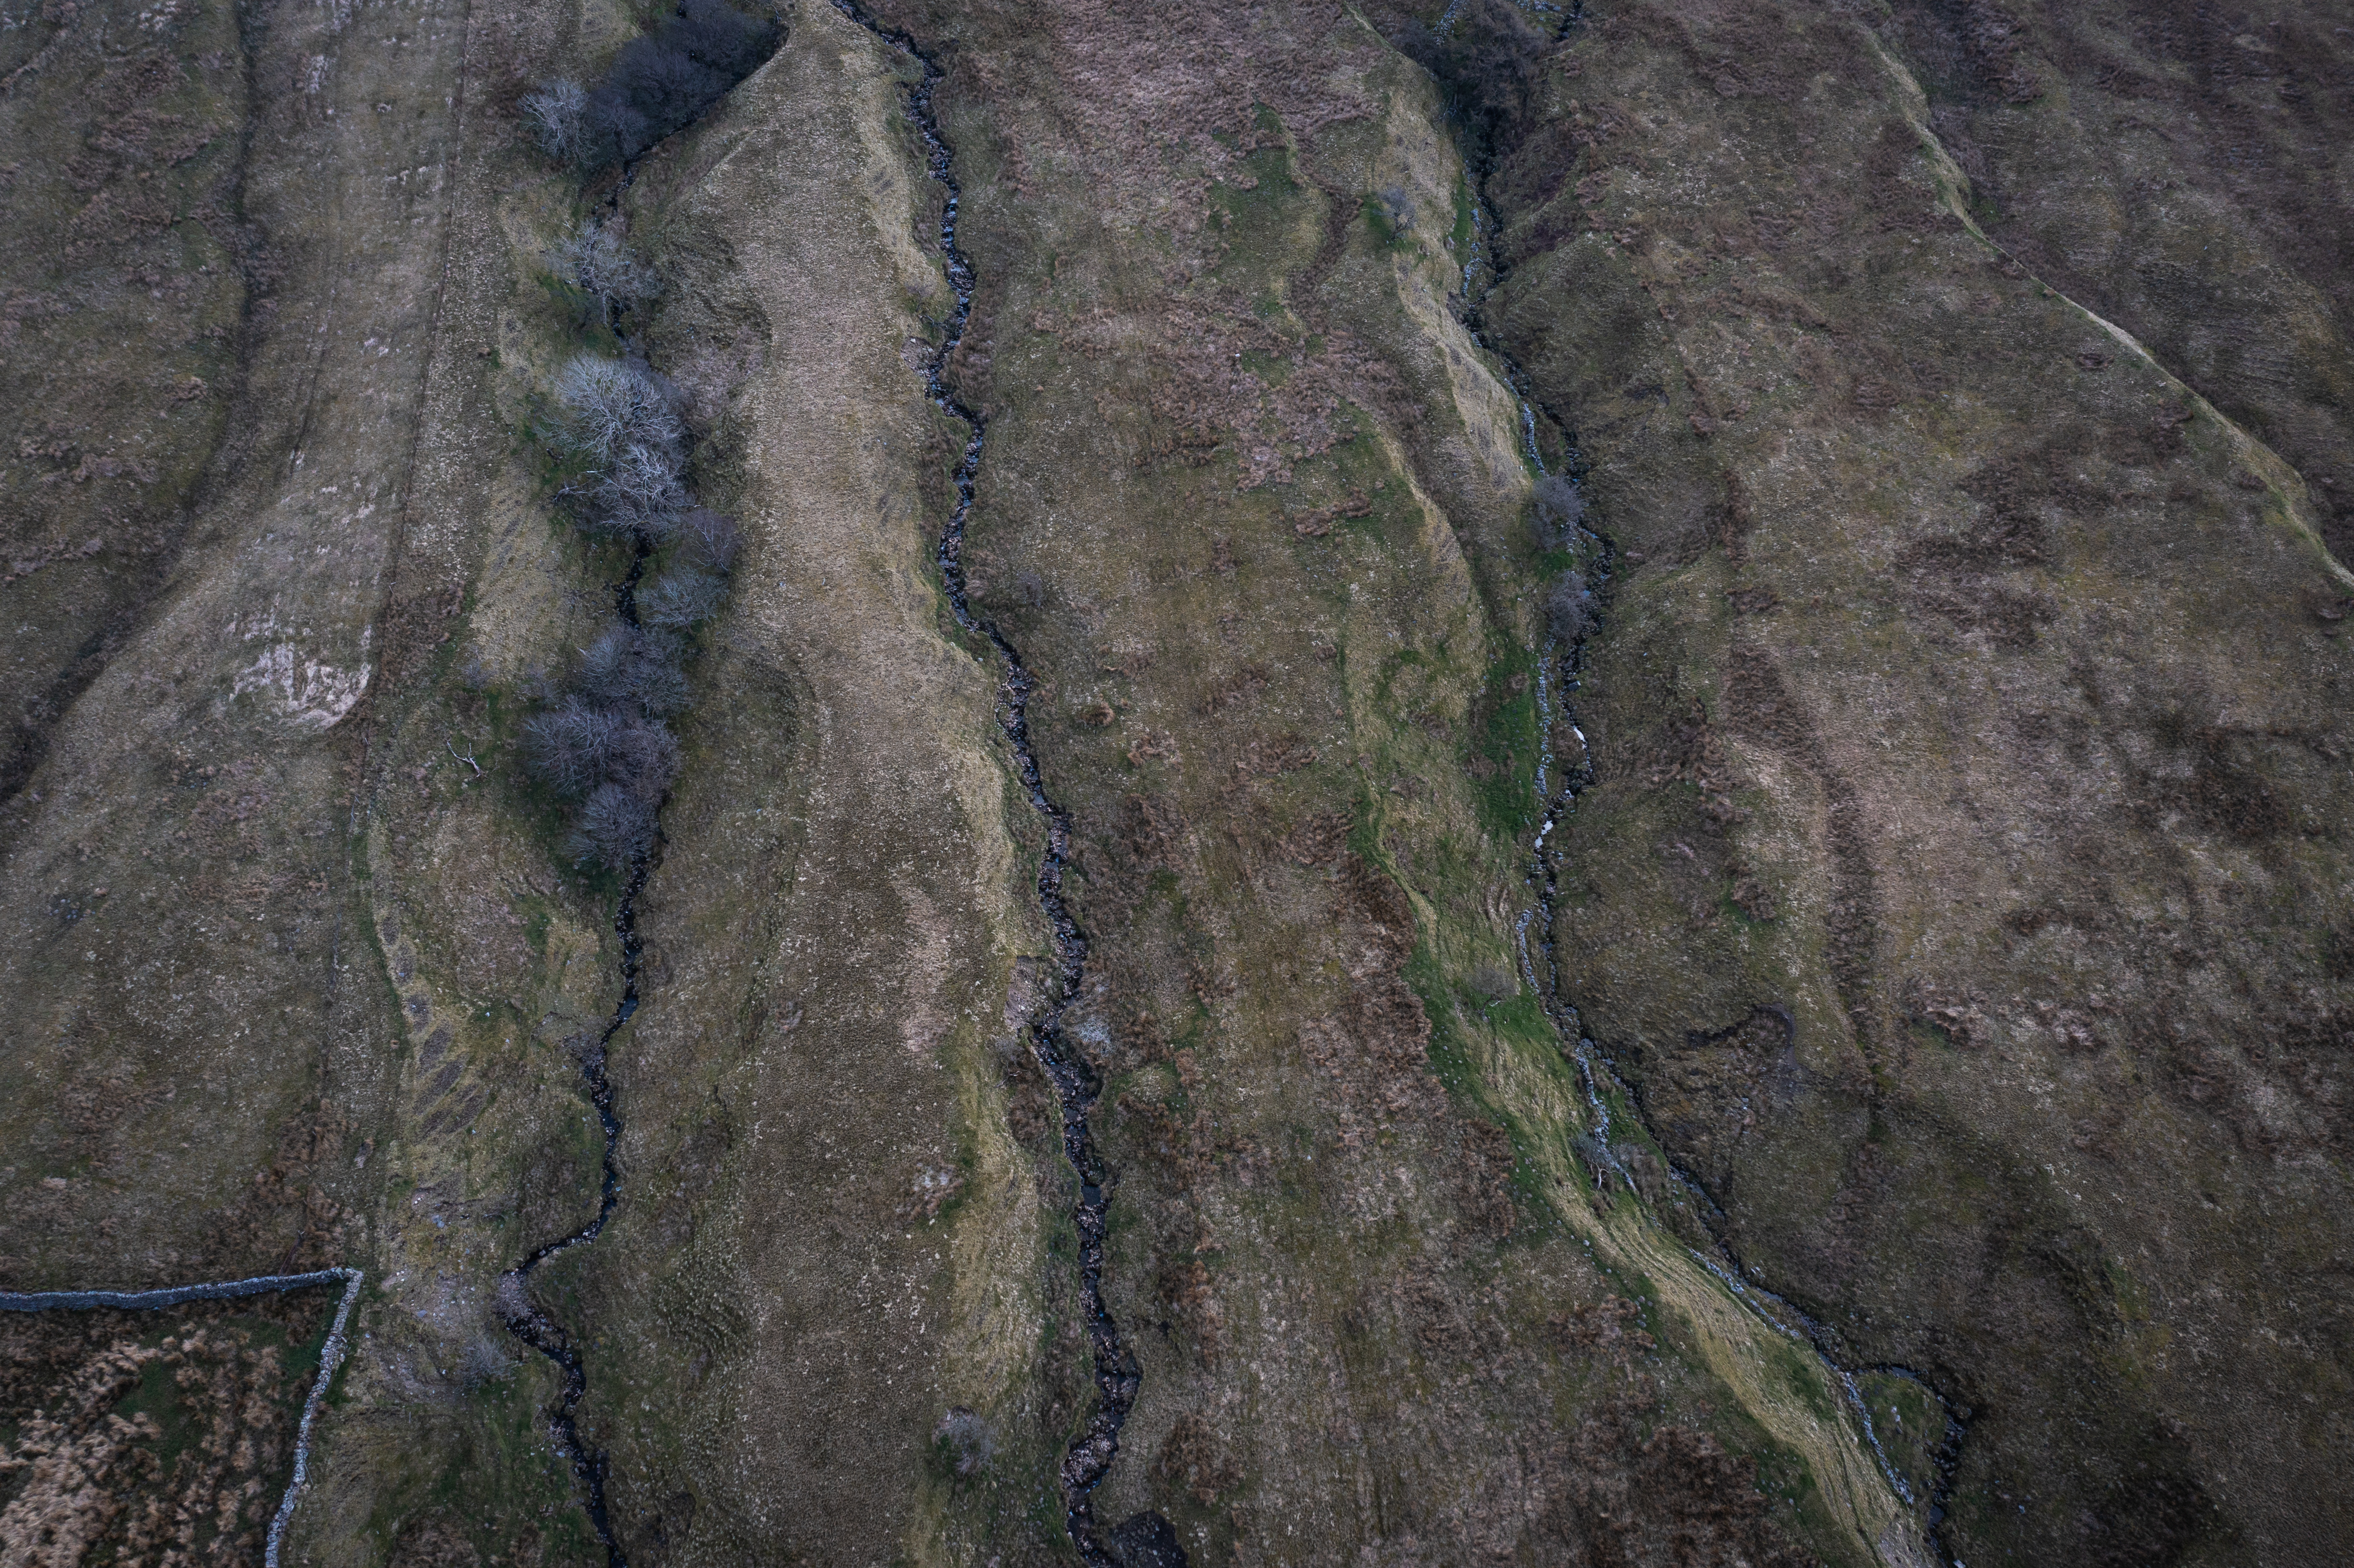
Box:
[499, 508, 657, 1568]
[1445, 40, 1969, 1558]
[827, 5, 1144, 1563]
[1509, 386, 1969, 1568]
[495, 164, 675, 1568]
[498, 861, 641, 1568]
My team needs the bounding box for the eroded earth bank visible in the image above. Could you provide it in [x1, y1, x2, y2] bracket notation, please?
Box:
[2, 1, 2349, 1566]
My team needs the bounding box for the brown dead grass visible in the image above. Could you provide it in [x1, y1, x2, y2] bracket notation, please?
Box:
[0, 1293, 331, 1567]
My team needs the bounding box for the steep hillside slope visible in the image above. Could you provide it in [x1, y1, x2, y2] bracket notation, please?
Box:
[543, 3, 1923, 1562]
[2, 0, 657, 1551]
[4, 0, 2348, 1565]
[1878, 0, 2354, 562]
[1462, 1, 2354, 1564]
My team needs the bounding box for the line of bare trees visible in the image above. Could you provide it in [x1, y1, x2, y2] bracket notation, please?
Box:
[520, 255, 747, 868]
[510, 3, 776, 868]
[1531, 473, 1594, 642]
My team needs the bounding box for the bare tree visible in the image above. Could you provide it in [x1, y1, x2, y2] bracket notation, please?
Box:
[638, 566, 728, 628]
[1547, 569, 1593, 643]
[678, 507, 742, 573]
[552, 354, 682, 467]
[605, 714, 681, 797]
[587, 96, 653, 167]
[577, 626, 689, 717]
[571, 781, 661, 867]
[1530, 473, 1585, 548]
[522, 686, 679, 843]
[545, 219, 660, 316]
[522, 698, 623, 797]
[520, 79, 588, 165]
[590, 439, 688, 535]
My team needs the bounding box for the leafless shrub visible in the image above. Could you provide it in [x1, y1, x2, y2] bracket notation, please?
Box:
[550, 357, 688, 544]
[1571, 1131, 1614, 1187]
[517, 11, 778, 871]
[638, 566, 729, 628]
[546, 218, 660, 315]
[934, 1407, 994, 1476]
[458, 1331, 518, 1388]
[571, 781, 661, 867]
[1530, 473, 1585, 548]
[523, 684, 677, 868]
[552, 354, 682, 468]
[1547, 569, 1592, 643]
[1468, 962, 1517, 1002]
[520, 78, 588, 164]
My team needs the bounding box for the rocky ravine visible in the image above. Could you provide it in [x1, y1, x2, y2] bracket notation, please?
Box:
[3, 0, 2349, 1566]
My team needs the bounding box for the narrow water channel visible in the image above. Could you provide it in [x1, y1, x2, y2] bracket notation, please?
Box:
[1451, 70, 1968, 1559]
[825, 5, 1154, 1561]
[495, 92, 725, 1568]
[498, 864, 643, 1568]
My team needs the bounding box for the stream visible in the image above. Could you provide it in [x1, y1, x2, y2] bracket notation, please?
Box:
[1499, 326, 1965, 1564]
[826, 4, 1153, 1562]
[494, 98, 696, 1568]
[1443, 21, 1971, 1555]
[1508, 415, 1966, 1566]
[498, 861, 643, 1568]
[491, 7, 1152, 1556]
